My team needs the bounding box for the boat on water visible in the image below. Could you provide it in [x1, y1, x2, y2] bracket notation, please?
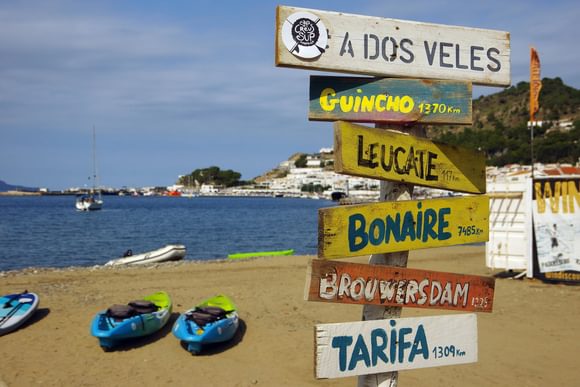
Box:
[90, 291, 172, 350]
[105, 244, 186, 266]
[76, 126, 103, 211]
[227, 248, 294, 260]
[173, 294, 239, 354]
[75, 194, 103, 211]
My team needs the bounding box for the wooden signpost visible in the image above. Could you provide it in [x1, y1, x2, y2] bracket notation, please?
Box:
[275, 4, 507, 385]
[334, 121, 486, 193]
[276, 6, 511, 86]
[318, 195, 489, 259]
[305, 259, 495, 312]
[309, 76, 472, 125]
[315, 314, 478, 379]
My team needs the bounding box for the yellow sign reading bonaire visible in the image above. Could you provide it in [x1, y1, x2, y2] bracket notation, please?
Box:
[318, 195, 489, 259]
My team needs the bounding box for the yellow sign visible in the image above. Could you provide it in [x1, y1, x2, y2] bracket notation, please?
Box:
[334, 121, 486, 194]
[318, 195, 489, 259]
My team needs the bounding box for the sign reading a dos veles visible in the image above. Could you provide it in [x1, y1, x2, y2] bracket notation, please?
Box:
[334, 121, 486, 194]
[276, 6, 511, 86]
[305, 259, 495, 312]
[315, 314, 478, 379]
[309, 76, 472, 125]
[318, 195, 489, 259]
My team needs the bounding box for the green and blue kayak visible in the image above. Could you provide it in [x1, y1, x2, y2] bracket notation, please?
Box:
[90, 291, 172, 350]
[173, 294, 239, 354]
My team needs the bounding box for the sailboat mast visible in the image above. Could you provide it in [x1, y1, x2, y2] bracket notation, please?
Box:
[92, 126, 99, 194]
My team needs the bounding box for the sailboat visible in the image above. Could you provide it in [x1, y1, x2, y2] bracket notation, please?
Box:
[76, 126, 103, 211]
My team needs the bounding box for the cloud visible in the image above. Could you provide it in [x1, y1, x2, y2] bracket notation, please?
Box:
[0, 1, 578, 188]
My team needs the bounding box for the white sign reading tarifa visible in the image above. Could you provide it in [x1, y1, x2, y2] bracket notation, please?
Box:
[275, 6, 511, 86]
[315, 314, 478, 379]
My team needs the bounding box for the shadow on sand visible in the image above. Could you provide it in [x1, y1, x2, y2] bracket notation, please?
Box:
[101, 311, 180, 352]
[10, 307, 51, 334]
[177, 318, 247, 356]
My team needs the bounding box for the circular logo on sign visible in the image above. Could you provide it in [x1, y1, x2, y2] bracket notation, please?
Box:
[282, 12, 327, 59]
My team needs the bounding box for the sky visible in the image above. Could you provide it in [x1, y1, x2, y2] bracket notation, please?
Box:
[1, 0, 578, 190]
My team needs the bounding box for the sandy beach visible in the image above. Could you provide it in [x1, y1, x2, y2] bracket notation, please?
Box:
[1, 245, 578, 387]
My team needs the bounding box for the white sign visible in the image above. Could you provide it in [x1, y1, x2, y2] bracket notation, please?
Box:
[276, 6, 511, 86]
[532, 178, 580, 273]
[315, 314, 478, 379]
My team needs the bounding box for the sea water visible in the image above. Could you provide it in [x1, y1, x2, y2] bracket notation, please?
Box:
[0, 195, 333, 272]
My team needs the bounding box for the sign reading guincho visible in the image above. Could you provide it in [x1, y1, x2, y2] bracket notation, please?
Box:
[309, 76, 472, 125]
[276, 6, 511, 86]
[318, 195, 489, 259]
[305, 259, 495, 312]
[315, 314, 478, 379]
[334, 121, 486, 194]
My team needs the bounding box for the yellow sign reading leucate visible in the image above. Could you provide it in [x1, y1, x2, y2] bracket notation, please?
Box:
[334, 121, 486, 194]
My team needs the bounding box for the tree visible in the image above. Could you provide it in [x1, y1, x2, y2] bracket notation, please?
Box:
[179, 166, 244, 188]
[295, 154, 308, 168]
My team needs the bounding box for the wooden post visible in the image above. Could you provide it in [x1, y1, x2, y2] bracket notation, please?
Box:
[358, 123, 425, 387]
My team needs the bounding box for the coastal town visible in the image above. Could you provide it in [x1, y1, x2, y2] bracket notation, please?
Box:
[3, 147, 579, 201]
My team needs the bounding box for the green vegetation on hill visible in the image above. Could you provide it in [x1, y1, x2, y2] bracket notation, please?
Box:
[430, 77, 580, 165]
[178, 166, 248, 187]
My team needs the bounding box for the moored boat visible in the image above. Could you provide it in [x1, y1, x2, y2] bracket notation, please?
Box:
[75, 194, 103, 211]
[173, 294, 239, 354]
[76, 126, 103, 211]
[105, 244, 186, 266]
[90, 291, 172, 350]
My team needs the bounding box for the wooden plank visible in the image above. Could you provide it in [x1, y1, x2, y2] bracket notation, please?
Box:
[318, 195, 489, 259]
[358, 124, 423, 387]
[334, 121, 486, 194]
[309, 76, 472, 125]
[276, 6, 510, 86]
[315, 314, 478, 379]
[305, 259, 495, 312]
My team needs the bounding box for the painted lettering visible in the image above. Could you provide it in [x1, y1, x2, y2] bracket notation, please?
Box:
[355, 135, 439, 182]
[319, 88, 415, 114]
[319, 273, 338, 299]
[363, 34, 415, 63]
[340, 32, 354, 57]
[347, 204, 452, 252]
[331, 320, 430, 372]
[423, 40, 503, 73]
[534, 180, 580, 213]
[487, 47, 501, 72]
[470, 46, 484, 71]
[439, 42, 454, 68]
[319, 274, 475, 309]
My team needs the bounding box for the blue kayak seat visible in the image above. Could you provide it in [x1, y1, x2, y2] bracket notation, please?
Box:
[186, 306, 228, 326]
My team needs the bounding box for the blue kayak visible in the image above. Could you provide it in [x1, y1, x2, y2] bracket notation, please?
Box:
[0, 291, 39, 336]
[90, 291, 172, 350]
[173, 294, 239, 354]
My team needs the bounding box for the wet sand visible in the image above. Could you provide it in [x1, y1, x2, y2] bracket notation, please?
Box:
[1, 245, 578, 386]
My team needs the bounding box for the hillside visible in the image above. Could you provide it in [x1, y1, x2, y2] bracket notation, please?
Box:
[0, 179, 38, 192]
[429, 77, 580, 166]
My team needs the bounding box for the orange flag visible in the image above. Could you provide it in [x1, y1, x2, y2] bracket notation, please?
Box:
[530, 47, 542, 122]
